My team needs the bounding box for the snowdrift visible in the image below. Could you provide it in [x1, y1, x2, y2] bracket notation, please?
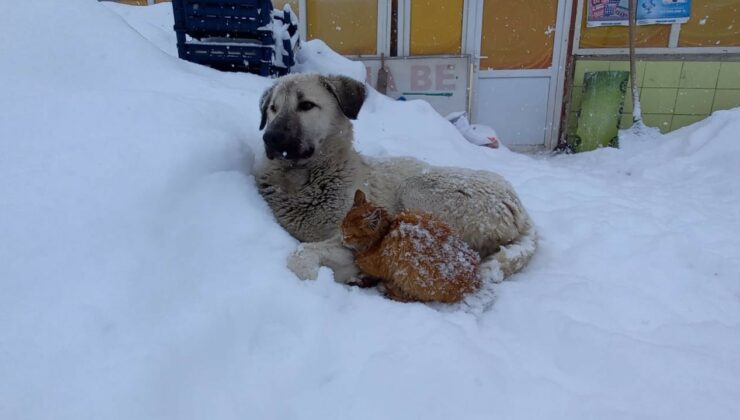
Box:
[1, 2, 739, 419]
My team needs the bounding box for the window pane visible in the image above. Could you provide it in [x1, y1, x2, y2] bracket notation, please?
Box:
[679, 0, 740, 47]
[307, 0, 377, 55]
[273, 0, 299, 17]
[480, 0, 557, 70]
[410, 0, 463, 55]
[579, 2, 670, 48]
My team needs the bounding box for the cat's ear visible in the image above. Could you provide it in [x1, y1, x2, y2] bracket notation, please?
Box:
[367, 208, 382, 230]
[353, 189, 367, 205]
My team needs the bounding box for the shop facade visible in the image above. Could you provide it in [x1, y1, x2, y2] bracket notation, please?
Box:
[567, 0, 740, 142]
[277, 0, 739, 151]
[112, 0, 740, 151]
[273, 0, 573, 151]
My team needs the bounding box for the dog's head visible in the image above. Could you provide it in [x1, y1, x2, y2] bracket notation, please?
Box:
[259, 74, 367, 162]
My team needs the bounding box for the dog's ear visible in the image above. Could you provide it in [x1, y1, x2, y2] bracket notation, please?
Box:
[320, 75, 367, 120]
[353, 189, 367, 206]
[259, 85, 274, 130]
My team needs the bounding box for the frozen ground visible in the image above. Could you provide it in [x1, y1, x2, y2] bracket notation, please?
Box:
[1, 2, 739, 419]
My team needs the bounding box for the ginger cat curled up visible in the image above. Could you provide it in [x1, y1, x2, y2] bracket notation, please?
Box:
[341, 190, 481, 303]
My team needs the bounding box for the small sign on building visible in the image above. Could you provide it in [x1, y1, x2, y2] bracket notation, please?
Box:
[587, 0, 691, 27]
[357, 55, 472, 117]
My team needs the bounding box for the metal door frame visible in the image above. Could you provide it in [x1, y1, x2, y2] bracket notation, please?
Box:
[464, 0, 574, 150]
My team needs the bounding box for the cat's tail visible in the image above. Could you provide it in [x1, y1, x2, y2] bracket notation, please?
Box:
[479, 219, 537, 284]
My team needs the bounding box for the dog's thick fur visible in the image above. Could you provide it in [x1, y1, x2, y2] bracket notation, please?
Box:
[256, 73, 536, 284]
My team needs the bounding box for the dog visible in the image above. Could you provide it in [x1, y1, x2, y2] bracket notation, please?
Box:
[256, 73, 536, 284]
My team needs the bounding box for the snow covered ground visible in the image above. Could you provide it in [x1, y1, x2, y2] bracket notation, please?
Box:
[2, 2, 739, 419]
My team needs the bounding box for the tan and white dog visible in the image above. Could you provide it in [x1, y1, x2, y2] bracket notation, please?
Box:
[256, 73, 536, 284]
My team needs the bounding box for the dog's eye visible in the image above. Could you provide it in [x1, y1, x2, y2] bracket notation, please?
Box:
[297, 101, 316, 112]
[269, 104, 277, 113]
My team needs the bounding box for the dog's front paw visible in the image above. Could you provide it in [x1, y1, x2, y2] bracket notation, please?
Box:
[479, 260, 505, 284]
[287, 246, 320, 280]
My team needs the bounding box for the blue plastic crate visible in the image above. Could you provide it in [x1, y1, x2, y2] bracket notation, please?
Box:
[181, 40, 274, 74]
[172, 0, 298, 76]
[174, 0, 272, 39]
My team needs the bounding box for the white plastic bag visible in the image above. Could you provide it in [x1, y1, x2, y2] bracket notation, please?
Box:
[446, 111, 501, 149]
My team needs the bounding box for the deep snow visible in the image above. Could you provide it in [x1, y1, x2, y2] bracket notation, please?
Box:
[1, 2, 739, 419]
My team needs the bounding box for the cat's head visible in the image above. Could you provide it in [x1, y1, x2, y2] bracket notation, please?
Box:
[341, 190, 391, 252]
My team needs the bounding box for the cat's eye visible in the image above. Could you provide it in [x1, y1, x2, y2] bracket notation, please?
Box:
[297, 101, 317, 112]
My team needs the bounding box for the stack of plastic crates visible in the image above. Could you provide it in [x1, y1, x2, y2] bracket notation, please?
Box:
[171, 0, 299, 76]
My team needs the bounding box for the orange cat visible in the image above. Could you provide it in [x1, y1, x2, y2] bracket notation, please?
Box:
[341, 190, 480, 303]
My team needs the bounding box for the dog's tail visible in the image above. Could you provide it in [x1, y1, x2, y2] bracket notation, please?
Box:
[479, 219, 537, 283]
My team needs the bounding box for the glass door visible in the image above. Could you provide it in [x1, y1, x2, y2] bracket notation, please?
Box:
[400, 0, 465, 56]
[471, 0, 570, 149]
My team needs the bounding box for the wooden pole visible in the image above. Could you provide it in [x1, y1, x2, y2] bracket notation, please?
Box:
[629, 0, 642, 124]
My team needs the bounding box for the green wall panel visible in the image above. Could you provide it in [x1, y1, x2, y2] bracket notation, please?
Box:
[567, 59, 740, 137]
[712, 89, 740, 112]
[717, 62, 740, 89]
[675, 89, 715, 115]
[679, 62, 721, 89]
[643, 61, 683, 88]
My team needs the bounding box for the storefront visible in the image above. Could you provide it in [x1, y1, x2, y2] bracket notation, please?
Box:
[567, 0, 740, 143]
[269, 0, 573, 151]
[112, 0, 740, 151]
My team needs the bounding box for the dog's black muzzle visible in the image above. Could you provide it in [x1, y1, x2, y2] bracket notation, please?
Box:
[263, 129, 314, 161]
